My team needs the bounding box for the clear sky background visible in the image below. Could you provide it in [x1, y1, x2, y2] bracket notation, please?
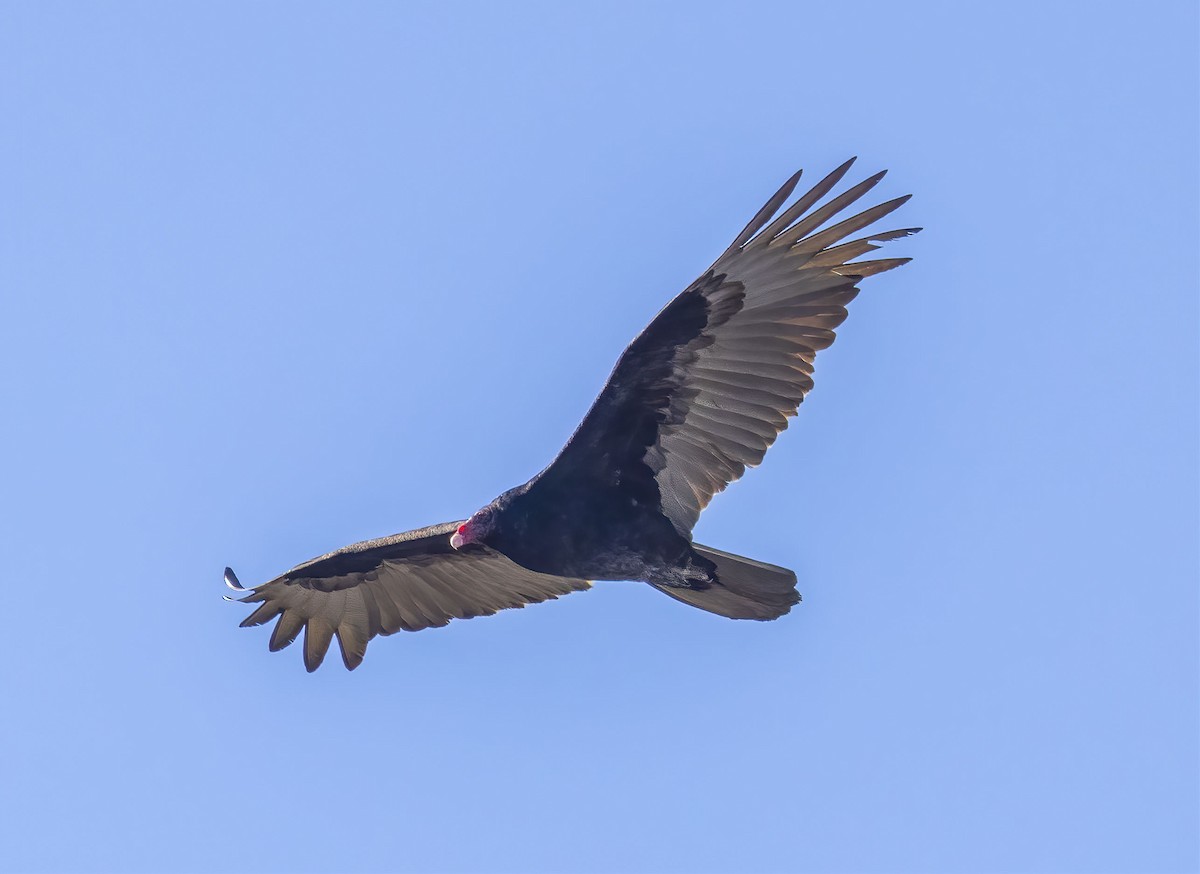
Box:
[2, 3, 1196, 873]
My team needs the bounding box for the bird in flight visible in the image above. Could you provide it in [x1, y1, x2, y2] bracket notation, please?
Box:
[226, 158, 919, 671]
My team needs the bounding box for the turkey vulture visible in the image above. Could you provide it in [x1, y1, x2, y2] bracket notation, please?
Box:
[226, 158, 919, 671]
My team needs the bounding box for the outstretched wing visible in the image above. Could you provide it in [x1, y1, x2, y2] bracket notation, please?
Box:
[538, 159, 919, 533]
[229, 521, 590, 671]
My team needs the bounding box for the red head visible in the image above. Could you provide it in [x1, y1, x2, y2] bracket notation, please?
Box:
[449, 507, 497, 550]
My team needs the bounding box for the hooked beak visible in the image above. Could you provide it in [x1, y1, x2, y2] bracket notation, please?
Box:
[450, 523, 468, 550]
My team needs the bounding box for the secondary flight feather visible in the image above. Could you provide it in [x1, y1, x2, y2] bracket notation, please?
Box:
[226, 159, 920, 671]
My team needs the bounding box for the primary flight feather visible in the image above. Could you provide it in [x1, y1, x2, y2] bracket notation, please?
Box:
[226, 159, 920, 671]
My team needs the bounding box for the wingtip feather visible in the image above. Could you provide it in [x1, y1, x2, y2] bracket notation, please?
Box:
[833, 257, 913, 278]
[338, 637, 366, 671]
[724, 168, 805, 254]
[303, 618, 335, 672]
[269, 612, 304, 653]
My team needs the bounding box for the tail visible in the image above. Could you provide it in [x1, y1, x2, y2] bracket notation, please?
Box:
[653, 544, 800, 620]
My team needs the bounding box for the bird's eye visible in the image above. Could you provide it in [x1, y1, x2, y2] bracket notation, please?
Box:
[456, 524, 467, 535]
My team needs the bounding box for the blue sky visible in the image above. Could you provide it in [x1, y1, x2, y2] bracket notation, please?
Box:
[2, 2, 1196, 872]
